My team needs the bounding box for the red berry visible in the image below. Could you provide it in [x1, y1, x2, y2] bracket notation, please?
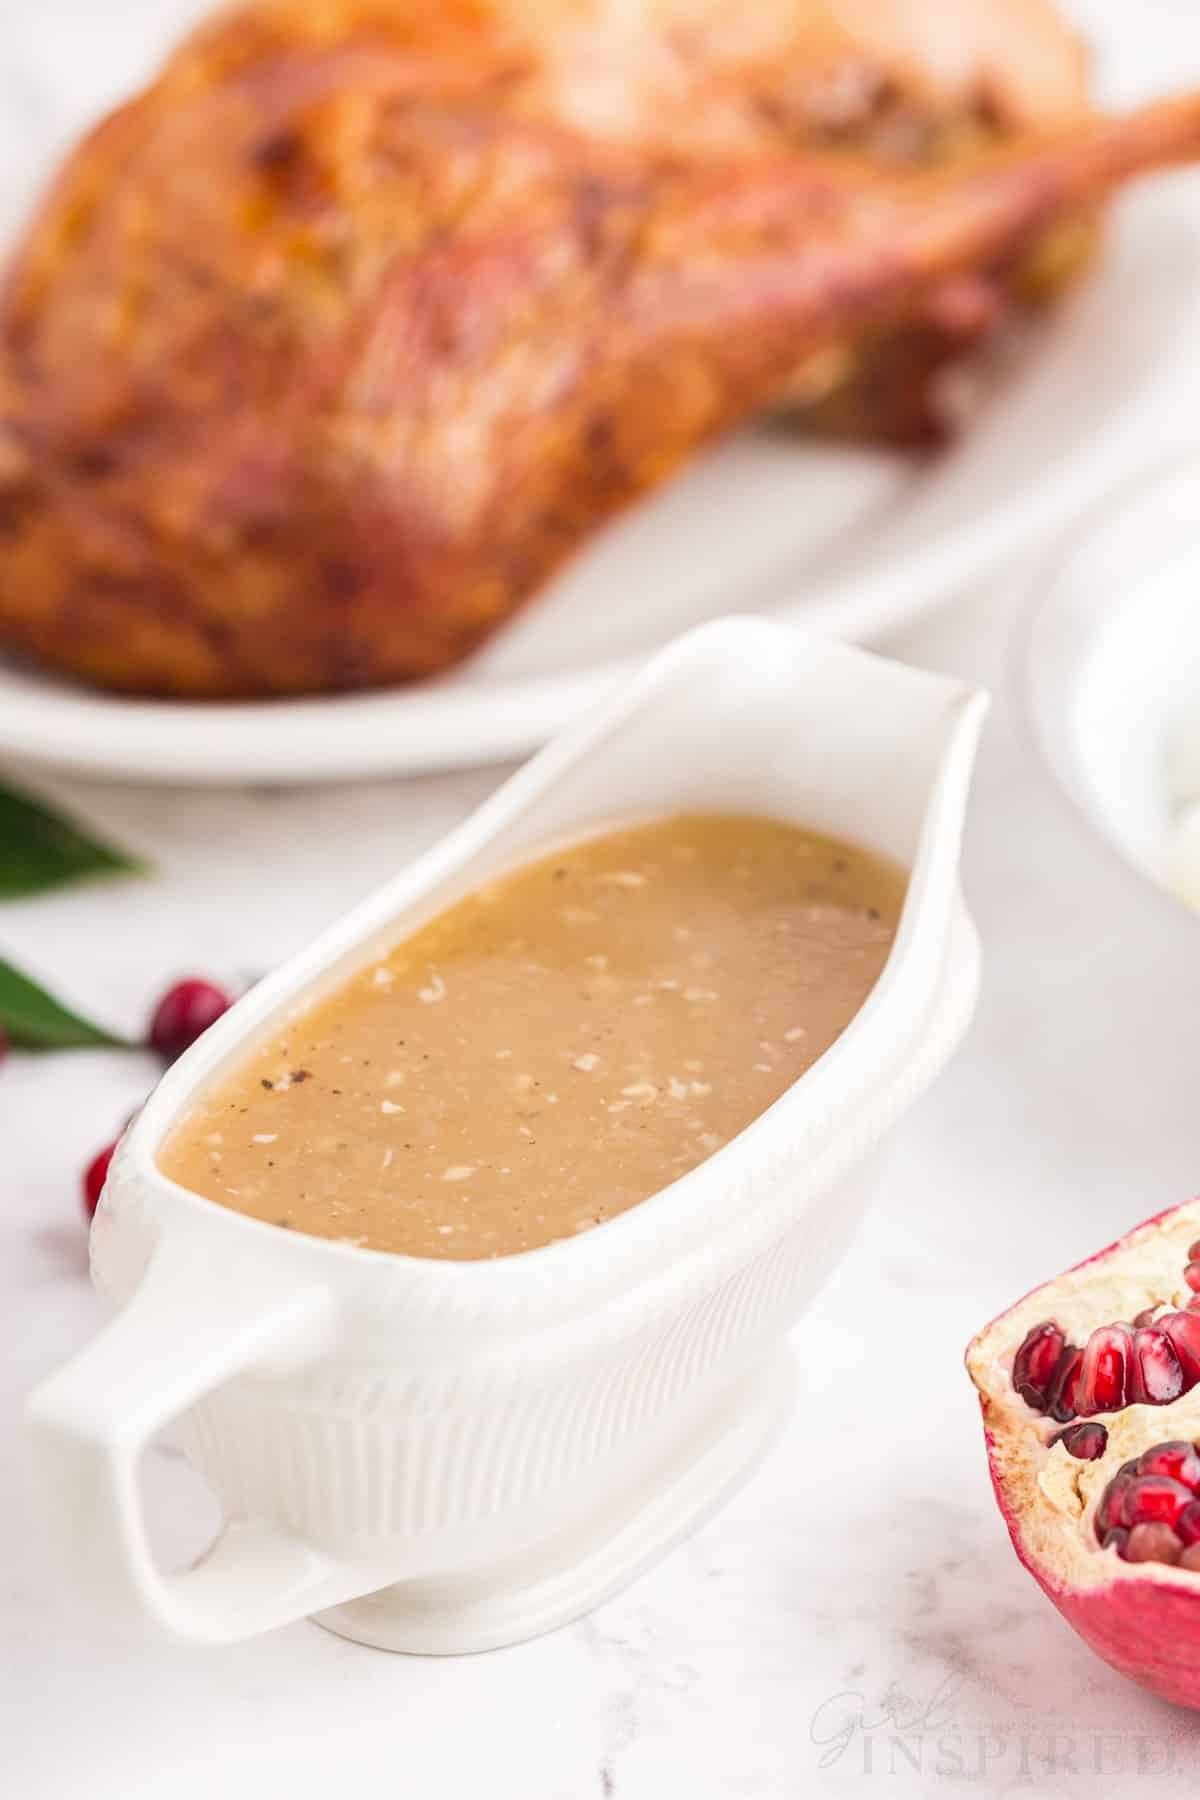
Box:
[83, 1141, 117, 1219]
[148, 979, 231, 1062]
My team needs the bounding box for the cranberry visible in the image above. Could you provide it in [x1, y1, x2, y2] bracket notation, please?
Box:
[83, 1141, 117, 1219]
[148, 979, 231, 1062]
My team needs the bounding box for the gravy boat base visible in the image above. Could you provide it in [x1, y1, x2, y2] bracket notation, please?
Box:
[317, 1351, 795, 1655]
[27, 618, 986, 1652]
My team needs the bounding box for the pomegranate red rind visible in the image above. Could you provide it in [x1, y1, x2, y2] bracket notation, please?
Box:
[1041, 1551, 1200, 1705]
[967, 1198, 1200, 1711]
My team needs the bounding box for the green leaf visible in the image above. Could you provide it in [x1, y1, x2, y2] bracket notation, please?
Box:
[0, 955, 133, 1049]
[0, 781, 147, 899]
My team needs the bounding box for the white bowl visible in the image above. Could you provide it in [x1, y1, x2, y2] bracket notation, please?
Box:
[27, 618, 986, 1654]
[1023, 454, 1200, 912]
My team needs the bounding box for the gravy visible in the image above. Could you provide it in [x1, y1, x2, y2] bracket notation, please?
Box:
[159, 813, 904, 1258]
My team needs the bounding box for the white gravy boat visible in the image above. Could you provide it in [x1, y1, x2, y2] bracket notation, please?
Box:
[28, 618, 987, 1653]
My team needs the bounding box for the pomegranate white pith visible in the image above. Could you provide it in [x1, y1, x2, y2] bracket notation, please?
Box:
[967, 1200, 1200, 1710]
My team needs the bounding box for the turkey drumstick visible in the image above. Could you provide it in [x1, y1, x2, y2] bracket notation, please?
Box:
[0, 14, 1197, 696]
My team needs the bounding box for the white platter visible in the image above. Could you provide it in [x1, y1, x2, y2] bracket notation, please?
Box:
[1022, 451, 1200, 916]
[2, 176, 1199, 784]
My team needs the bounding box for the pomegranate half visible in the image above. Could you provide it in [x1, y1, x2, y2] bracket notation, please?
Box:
[967, 1198, 1200, 1710]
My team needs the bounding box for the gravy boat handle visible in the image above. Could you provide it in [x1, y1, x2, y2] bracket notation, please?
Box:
[27, 1234, 374, 1643]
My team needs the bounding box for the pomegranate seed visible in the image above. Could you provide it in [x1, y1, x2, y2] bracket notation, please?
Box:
[1185, 1262, 1200, 1294]
[1077, 1323, 1133, 1415]
[1046, 1347, 1083, 1423]
[1051, 1421, 1108, 1460]
[1161, 1311, 1200, 1381]
[148, 979, 231, 1062]
[1119, 1476, 1194, 1529]
[1123, 1522, 1183, 1564]
[1096, 1473, 1135, 1538]
[1188, 1239, 1200, 1262]
[1136, 1440, 1200, 1488]
[1182, 1543, 1200, 1571]
[1130, 1327, 1185, 1405]
[1012, 1322, 1067, 1411]
[1176, 1501, 1200, 1545]
[1133, 1307, 1160, 1328]
[1101, 1527, 1129, 1555]
[83, 1141, 117, 1219]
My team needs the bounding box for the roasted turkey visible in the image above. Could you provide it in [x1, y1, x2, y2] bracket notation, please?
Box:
[0, 1, 1197, 697]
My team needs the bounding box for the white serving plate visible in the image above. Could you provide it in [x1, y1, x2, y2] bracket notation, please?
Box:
[1022, 453, 1200, 914]
[0, 177, 1197, 785]
[27, 619, 986, 1652]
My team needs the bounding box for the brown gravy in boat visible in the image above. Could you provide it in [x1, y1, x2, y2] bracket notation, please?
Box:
[159, 813, 904, 1258]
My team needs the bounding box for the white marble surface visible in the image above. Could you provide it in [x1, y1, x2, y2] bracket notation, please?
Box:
[6, 1, 1200, 1795]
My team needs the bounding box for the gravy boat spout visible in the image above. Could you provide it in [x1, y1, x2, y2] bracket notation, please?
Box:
[28, 617, 987, 1653]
